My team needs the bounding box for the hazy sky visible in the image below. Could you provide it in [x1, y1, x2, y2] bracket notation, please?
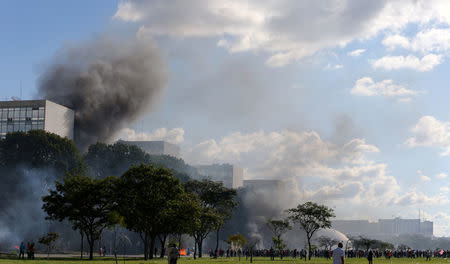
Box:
[2, 0, 450, 235]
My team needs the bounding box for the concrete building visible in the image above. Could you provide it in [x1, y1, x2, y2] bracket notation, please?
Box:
[379, 218, 433, 236]
[195, 164, 244, 189]
[333, 218, 433, 237]
[118, 140, 180, 158]
[0, 99, 74, 139]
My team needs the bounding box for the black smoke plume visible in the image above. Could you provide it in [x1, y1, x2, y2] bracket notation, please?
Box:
[38, 36, 168, 150]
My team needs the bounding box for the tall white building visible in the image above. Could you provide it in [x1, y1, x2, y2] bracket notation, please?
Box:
[194, 164, 244, 189]
[0, 99, 74, 139]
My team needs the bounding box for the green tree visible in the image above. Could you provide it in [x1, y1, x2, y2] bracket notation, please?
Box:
[116, 164, 185, 260]
[156, 192, 201, 258]
[228, 233, 247, 261]
[0, 130, 84, 175]
[84, 142, 148, 178]
[316, 235, 340, 251]
[42, 175, 117, 260]
[38, 232, 59, 258]
[266, 219, 291, 259]
[287, 201, 335, 260]
[184, 179, 236, 258]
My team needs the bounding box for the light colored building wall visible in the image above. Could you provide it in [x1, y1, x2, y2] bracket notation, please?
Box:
[195, 164, 244, 189]
[45, 100, 74, 139]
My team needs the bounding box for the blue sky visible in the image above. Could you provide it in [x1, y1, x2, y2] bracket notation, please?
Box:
[3, 0, 450, 235]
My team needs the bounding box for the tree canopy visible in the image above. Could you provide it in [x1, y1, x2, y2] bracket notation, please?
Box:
[287, 201, 335, 260]
[42, 175, 117, 260]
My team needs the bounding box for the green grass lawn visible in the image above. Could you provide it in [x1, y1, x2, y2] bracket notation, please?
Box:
[1, 257, 450, 264]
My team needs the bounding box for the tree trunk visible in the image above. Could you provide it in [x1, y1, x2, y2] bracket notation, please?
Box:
[215, 228, 220, 258]
[308, 238, 312, 260]
[194, 239, 197, 260]
[88, 238, 94, 260]
[149, 234, 156, 259]
[141, 232, 149, 260]
[198, 239, 203, 258]
[80, 231, 84, 259]
[114, 227, 118, 264]
[158, 234, 167, 258]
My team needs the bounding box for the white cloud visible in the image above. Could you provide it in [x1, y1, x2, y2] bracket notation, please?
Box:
[325, 63, 343, 70]
[394, 189, 450, 206]
[347, 49, 366, 57]
[115, 0, 450, 67]
[418, 170, 431, 181]
[351, 77, 418, 97]
[436, 172, 448, 179]
[118, 127, 185, 144]
[382, 34, 410, 50]
[371, 54, 443, 71]
[405, 116, 450, 156]
[383, 28, 450, 54]
[440, 186, 450, 192]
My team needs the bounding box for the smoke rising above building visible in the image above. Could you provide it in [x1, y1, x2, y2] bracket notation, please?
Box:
[37, 36, 168, 150]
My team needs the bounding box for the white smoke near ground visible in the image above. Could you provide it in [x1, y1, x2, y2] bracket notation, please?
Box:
[0, 167, 55, 249]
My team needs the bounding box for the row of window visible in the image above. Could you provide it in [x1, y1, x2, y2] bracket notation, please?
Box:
[0, 120, 45, 135]
[0, 107, 45, 121]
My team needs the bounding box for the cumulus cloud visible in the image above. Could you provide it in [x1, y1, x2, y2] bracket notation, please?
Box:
[183, 129, 401, 205]
[348, 49, 366, 57]
[418, 170, 431, 181]
[118, 127, 185, 144]
[114, 0, 450, 67]
[325, 64, 343, 70]
[394, 189, 450, 206]
[383, 28, 450, 54]
[351, 77, 418, 98]
[436, 172, 448, 179]
[371, 54, 443, 71]
[405, 116, 450, 156]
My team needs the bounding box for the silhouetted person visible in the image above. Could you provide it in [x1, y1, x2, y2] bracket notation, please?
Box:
[26, 242, 31, 259]
[333, 243, 345, 264]
[19, 242, 25, 259]
[368, 250, 373, 264]
[167, 243, 179, 264]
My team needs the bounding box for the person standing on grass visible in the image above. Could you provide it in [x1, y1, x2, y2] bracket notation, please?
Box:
[167, 243, 179, 264]
[367, 249, 373, 264]
[19, 242, 25, 259]
[333, 243, 345, 264]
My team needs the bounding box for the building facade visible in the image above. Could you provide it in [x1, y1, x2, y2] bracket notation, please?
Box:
[118, 140, 181, 158]
[0, 100, 74, 139]
[195, 164, 244, 189]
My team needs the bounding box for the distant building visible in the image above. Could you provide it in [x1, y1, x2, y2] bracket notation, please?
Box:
[0, 99, 74, 139]
[243, 179, 285, 191]
[194, 164, 244, 189]
[118, 140, 180, 158]
[379, 218, 433, 236]
[333, 218, 433, 237]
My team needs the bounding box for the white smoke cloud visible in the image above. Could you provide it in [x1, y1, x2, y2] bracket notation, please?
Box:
[183, 129, 403, 206]
[118, 127, 185, 144]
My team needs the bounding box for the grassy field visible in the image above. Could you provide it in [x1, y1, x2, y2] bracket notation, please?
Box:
[1, 257, 450, 264]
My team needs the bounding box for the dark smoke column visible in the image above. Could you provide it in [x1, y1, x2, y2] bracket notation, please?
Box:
[38, 36, 168, 150]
